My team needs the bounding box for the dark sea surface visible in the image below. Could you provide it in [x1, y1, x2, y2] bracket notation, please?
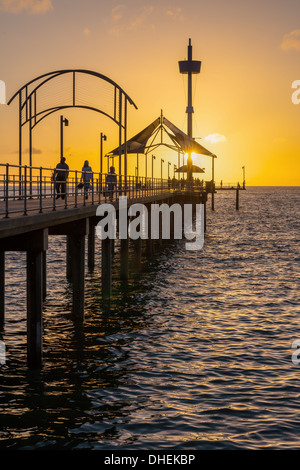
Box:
[0, 186, 299, 450]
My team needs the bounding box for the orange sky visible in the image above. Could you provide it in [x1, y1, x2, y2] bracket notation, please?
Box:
[0, 0, 300, 185]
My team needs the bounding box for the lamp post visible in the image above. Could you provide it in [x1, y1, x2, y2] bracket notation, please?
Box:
[100, 132, 107, 174]
[179, 39, 201, 184]
[211, 155, 215, 211]
[152, 155, 156, 188]
[168, 162, 171, 180]
[242, 166, 246, 189]
[161, 159, 164, 186]
[105, 155, 111, 173]
[60, 115, 69, 159]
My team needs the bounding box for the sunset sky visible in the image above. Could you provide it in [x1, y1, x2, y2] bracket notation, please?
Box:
[0, 0, 300, 185]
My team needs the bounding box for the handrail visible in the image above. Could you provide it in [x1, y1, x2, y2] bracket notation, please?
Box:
[0, 163, 199, 219]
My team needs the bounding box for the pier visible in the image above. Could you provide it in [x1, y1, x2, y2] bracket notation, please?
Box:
[0, 165, 208, 367]
[0, 39, 245, 368]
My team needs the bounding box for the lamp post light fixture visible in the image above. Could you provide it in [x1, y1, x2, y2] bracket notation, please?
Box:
[161, 159, 164, 184]
[60, 115, 69, 159]
[152, 155, 156, 188]
[100, 132, 107, 174]
[168, 162, 171, 180]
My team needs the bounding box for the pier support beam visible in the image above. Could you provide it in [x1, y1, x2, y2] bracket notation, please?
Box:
[102, 238, 112, 296]
[0, 251, 4, 328]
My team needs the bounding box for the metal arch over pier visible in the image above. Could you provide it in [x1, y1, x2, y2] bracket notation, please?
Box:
[8, 69, 138, 193]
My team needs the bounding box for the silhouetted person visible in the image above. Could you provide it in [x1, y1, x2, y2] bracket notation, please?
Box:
[81, 160, 93, 200]
[105, 166, 117, 201]
[55, 157, 69, 199]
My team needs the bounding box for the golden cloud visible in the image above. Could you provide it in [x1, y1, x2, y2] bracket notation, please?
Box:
[0, 0, 53, 14]
[281, 30, 300, 51]
[204, 134, 226, 144]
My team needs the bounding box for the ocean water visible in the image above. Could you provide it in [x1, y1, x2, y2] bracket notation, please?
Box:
[0, 186, 299, 450]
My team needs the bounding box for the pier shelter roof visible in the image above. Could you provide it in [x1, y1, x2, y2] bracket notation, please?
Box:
[108, 114, 217, 158]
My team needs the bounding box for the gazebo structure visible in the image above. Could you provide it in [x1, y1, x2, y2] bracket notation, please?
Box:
[107, 110, 215, 182]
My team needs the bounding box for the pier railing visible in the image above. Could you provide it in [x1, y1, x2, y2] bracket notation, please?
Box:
[216, 181, 245, 189]
[0, 163, 188, 218]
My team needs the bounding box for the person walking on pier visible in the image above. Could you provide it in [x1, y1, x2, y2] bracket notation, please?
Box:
[81, 160, 93, 200]
[105, 166, 117, 201]
[54, 157, 69, 199]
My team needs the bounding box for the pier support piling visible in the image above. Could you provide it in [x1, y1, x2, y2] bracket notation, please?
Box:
[88, 224, 95, 271]
[0, 251, 4, 328]
[111, 239, 115, 257]
[66, 235, 73, 282]
[27, 249, 43, 368]
[236, 188, 239, 211]
[42, 251, 47, 302]
[50, 220, 88, 320]
[133, 238, 142, 270]
[0, 229, 48, 368]
[146, 207, 154, 256]
[71, 234, 86, 321]
[102, 238, 112, 296]
[120, 239, 129, 281]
